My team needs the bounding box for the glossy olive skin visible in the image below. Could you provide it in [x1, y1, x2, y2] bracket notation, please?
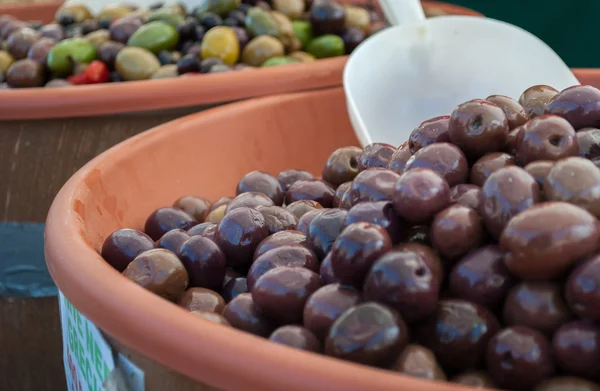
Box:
[387, 142, 412, 174]
[247, 245, 319, 291]
[192, 310, 231, 325]
[486, 327, 555, 391]
[236, 171, 284, 206]
[487, 94, 529, 130]
[297, 209, 326, 236]
[544, 157, 600, 217]
[221, 277, 248, 303]
[326, 303, 409, 367]
[552, 321, 600, 379]
[172, 196, 211, 222]
[177, 287, 226, 313]
[566, 254, 600, 322]
[333, 182, 351, 208]
[330, 222, 391, 288]
[277, 169, 314, 191]
[223, 267, 242, 287]
[516, 115, 578, 166]
[449, 245, 513, 311]
[255, 205, 298, 234]
[350, 168, 400, 205]
[285, 200, 322, 220]
[392, 344, 446, 381]
[394, 243, 443, 282]
[252, 266, 321, 324]
[577, 127, 600, 162]
[286, 180, 335, 207]
[225, 192, 274, 213]
[418, 299, 499, 371]
[101, 228, 155, 272]
[525, 160, 554, 197]
[404, 142, 468, 187]
[503, 282, 571, 336]
[357, 143, 395, 171]
[319, 253, 338, 285]
[222, 293, 275, 337]
[470, 152, 517, 187]
[545, 85, 600, 130]
[364, 249, 441, 323]
[393, 168, 451, 224]
[343, 201, 403, 243]
[144, 207, 197, 241]
[269, 325, 321, 352]
[253, 230, 307, 260]
[535, 377, 600, 391]
[430, 205, 484, 260]
[178, 236, 226, 291]
[187, 222, 217, 240]
[156, 228, 190, 254]
[480, 166, 540, 239]
[123, 248, 189, 301]
[452, 371, 495, 388]
[408, 115, 451, 153]
[519, 84, 558, 118]
[303, 283, 361, 341]
[307, 208, 347, 260]
[208, 197, 232, 212]
[216, 207, 269, 269]
[448, 99, 509, 158]
[501, 202, 600, 280]
[450, 184, 482, 211]
[505, 123, 521, 151]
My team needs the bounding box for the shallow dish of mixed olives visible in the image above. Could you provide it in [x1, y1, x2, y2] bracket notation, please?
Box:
[45, 83, 600, 391]
[0, 1, 480, 88]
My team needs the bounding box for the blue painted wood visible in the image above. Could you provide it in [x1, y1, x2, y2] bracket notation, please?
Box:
[0, 222, 57, 297]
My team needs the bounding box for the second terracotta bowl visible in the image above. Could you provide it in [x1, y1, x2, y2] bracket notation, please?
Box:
[43, 86, 505, 391]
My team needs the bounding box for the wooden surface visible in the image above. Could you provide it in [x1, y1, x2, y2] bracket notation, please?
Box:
[0, 297, 64, 391]
[0, 107, 206, 223]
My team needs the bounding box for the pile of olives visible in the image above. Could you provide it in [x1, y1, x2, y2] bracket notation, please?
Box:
[101, 84, 600, 391]
[0, 0, 390, 88]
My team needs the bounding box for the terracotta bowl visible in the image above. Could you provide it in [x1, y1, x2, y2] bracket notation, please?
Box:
[44, 80, 600, 390]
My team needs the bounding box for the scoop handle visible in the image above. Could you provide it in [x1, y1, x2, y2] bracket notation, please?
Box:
[379, 0, 426, 26]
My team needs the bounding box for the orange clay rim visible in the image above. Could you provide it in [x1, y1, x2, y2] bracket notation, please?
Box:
[45, 87, 490, 391]
[0, 1, 482, 120]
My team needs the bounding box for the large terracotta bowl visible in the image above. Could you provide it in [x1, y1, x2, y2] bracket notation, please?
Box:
[44, 81, 600, 390]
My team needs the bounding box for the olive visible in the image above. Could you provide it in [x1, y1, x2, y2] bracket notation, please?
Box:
[115, 46, 161, 81]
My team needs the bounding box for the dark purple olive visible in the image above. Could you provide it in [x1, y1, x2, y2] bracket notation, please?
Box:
[178, 236, 226, 292]
[101, 228, 155, 272]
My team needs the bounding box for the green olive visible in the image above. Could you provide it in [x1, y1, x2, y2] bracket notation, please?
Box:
[147, 9, 185, 27]
[55, 4, 92, 24]
[152, 64, 179, 79]
[115, 46, 161, 81]
[292, 20, 313, 49]
[84, 29, 110, 49]
[47, 38, 97, 76]
[245, 7, 280, 38]
[241, 35, 284, 67]
[128, 21, 179, 54]
[273, 0, 305, 19]
[97, 4, 131, 24]
[195, 0, 241, 17]
[261, 56, 299, 67]
[289, 51, 316, 62]
[0, 50, 15, 73]
[306, 34, 345, 59]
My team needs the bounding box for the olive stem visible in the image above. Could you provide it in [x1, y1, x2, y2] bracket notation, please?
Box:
[378, 0, 426, 26]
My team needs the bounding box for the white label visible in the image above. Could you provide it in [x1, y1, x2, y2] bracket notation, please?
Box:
[117, 353, 145, 391]
[59, 292, 116, 391]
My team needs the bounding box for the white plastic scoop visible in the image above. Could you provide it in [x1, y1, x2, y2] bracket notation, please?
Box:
[344, 0, 580, 147]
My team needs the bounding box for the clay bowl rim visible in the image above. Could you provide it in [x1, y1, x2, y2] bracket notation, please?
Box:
[0, 1, 482, 120]
[45, 86, 486, 391]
